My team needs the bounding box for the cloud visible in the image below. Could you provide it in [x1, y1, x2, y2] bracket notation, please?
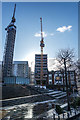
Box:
[34, 31, 47, 37]
[34, 32, 54, 37]
[42, 32, 47, 37]
[50, 33, 54, 36]
[56, 25, 72, 32]
[34, 33, 41, 37]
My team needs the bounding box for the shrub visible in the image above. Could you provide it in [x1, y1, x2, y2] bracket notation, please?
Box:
[76, 97, 80, 106]
[71, 97, 80, 108]
[55, 105, 63, 115]
[71, 100, 76, 109]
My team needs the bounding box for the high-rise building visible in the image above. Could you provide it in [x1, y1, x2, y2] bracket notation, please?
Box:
[35, 54, 48, 85]
[78, 2, 80, 59]
[48, 58, 60, 71]
[2, 4, 16, 78]
[12, 61, 29, 78]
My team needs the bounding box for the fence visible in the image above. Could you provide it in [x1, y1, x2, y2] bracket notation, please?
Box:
[4, 77, 30, 84]
[53, 108, 80, 120]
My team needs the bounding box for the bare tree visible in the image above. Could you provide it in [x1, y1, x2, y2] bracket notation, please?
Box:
[76, 59, 80, 79]
[56, 48, 75, 111]
[76, 59, 80, 71]
[56, 48, 75, 70]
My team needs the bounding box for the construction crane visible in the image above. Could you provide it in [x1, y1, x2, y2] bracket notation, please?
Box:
[40, 17, 45, 86]
[12, 4, 16, 23]
[5, 4, 16, 31]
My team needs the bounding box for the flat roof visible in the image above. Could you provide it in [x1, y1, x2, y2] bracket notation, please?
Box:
[13, 61, 28, 64]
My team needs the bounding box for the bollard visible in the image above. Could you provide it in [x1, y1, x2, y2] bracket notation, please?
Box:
[67, 112, 69, 118]
[70, 110, 72, 115]
[58, 115, 60, 120]
[63, 113, 64, 119]
[53, 114, 55, 120]
[75, 110, 76, 115]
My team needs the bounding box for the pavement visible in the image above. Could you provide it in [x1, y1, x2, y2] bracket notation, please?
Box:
[1, 85, 67, 107]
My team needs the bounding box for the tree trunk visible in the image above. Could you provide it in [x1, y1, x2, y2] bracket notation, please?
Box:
[64, 58, 70, 111]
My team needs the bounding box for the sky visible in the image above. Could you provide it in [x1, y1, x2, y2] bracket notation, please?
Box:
[0, 2, 2, 63]
[2, 2, 78, 66]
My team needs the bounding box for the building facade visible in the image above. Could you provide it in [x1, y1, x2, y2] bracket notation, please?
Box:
[12, 61, 29, 78]
[35, 54, 48, 85]
[48, 70, 77, 89]
[3, 61, 30, 85]
[2, 5, 16, 79]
